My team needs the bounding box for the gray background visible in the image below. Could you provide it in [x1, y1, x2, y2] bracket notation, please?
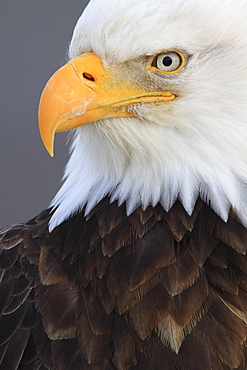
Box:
[1, 0, 89, 227]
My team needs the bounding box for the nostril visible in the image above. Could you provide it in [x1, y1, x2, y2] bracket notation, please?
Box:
[82, 72, 95, 81]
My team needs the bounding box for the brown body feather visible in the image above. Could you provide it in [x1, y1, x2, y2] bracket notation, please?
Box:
[0, 197, 246, 369]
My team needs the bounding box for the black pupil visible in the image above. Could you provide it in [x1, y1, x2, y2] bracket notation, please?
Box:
[162, 56, 173, 67]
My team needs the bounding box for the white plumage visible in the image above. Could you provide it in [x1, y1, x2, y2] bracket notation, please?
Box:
[49, 0, 247, 231]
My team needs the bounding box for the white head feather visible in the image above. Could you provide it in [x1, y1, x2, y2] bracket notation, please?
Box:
[49, 0, 247, 231]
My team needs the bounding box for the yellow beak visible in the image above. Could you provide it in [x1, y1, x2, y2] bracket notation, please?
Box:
[38, 52, 175, 156]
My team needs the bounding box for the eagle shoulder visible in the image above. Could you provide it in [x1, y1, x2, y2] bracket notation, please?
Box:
[0, 199, 246, 369]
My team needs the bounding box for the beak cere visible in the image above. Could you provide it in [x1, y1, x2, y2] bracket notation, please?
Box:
[38, 52, 175, 156]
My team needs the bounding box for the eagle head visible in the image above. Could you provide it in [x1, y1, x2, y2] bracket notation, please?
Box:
[38, 0, 247, 231]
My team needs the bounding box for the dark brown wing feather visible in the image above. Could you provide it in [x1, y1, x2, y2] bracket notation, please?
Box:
[0, 198, 246, 369]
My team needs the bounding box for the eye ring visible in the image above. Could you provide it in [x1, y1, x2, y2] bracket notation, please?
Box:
[148, 50, 186, 74]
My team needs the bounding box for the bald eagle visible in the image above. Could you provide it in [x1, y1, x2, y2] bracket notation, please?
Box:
[1, 0, 247, 369]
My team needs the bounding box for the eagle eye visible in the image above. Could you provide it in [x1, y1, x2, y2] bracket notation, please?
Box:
[150, 50, 185, 74]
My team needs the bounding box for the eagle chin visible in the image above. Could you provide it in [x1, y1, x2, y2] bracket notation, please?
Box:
[1, 0, 247, 369]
